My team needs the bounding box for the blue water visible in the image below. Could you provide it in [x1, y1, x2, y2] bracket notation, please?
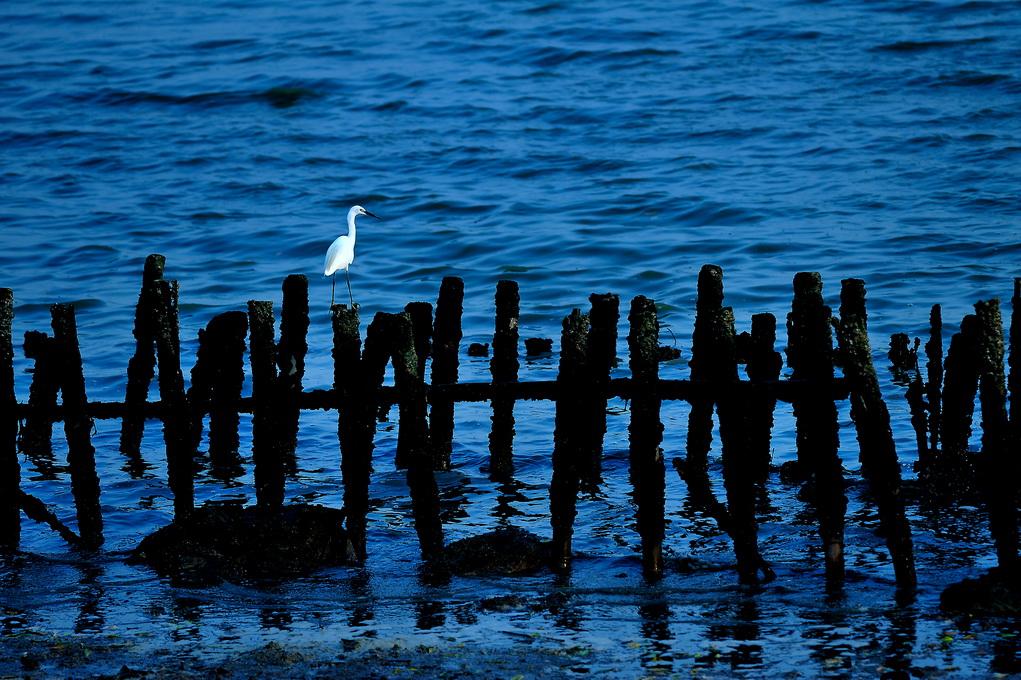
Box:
[2, 0, 1021, 676]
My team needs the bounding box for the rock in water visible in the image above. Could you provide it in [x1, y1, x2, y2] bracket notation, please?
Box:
[129, 503, 349, 586]
[440, 527, 551, 576]
[941, 565, 1021, 615]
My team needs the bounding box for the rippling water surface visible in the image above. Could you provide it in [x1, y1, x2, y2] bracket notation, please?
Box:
[2, 0, 1021, 676]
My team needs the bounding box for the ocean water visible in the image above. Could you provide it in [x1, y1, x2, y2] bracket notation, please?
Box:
[1, 0, 1020, 676]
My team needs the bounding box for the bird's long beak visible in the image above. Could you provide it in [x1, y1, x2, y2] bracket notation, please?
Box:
[365, 210, 380, 220]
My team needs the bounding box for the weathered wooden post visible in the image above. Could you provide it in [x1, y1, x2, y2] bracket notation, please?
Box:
[0, 289, 18, 549]
[51, 304, 103, 548]
[787, 272, 844, 583]
[930, 314, 980, 494]
[550, 309, 588, 571]
[249, 300, 284, 510]
[836, 279, 916, 590]
[627, 295, 664, 578]
[404, 302, 433, 382]
[277, 275, 309, 467]
[1009, 280, 1020, 439]
[399, 303, 434, 470]
[925, 304, 944, 457]
[188, 312, 248, 472]
[19, 331, 59, 458]
[746, 313, 782, 485]
[489, 281, 520, 481]
[428, 277, 463, 470]
[580, 293, 619, 488]
[974, 299, 1017, 569]
[152, 281, 194, 520]
[121, 254, 165, 456]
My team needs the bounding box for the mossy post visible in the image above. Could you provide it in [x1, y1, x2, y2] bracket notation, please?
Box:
[188, 312, 248, 472]
[924, 304, 944, 458]
[389, 311, 444, 561]
[837, 279, 916, 590]
[399, 302, 434, 471]
[277, 275, 310, 468]
[51, 304, 103, 548]
[404, 302, 433, 382]
[1009, 280, 1020, 440]
[787, 272, 844, 583]
[627, 296, 664, 579]
[550, 309, 589, 571]
[428, 276, 463, 470]
[0, 289, 18, 549]
[746, 313, 782, 485]
[930, 314, 980, 494]
[19, 331, 59, 457]
[120, 254, 165, 457]
[152, 281, 194, 520]
[682, 265, 724, 504]
[580, 293, 619, 488]
[248, 300, 284, 510]
[974, 299, 1017, 569]
[489, 280, 519, 481]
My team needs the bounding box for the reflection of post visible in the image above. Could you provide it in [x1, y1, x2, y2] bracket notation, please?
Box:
[0, 289, 18, 550]
[73, 564, 105, 634]
[489, 281, 519, 480]
[428, 277, 463, 470]
[121, 254, 165, 457]
[627, 295, 664, 579]
[51, 304, 103, 548]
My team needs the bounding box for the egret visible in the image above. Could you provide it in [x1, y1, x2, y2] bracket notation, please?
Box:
[324, 205, 379, 307]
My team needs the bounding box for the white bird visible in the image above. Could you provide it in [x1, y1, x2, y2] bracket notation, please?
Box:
[324, 205, 379, 307]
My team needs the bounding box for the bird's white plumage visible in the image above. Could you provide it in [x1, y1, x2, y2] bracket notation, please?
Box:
[325, 204, 377, 307]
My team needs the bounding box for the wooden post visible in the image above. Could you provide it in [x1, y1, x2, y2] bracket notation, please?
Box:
[627, 295, 664, 578]
[550, 309, 588, 571]
[925, 304, 944, 458]
[188, 312, 247, 473]
[120, 254, 165, 456]
[580, 293, 619, 488]
[51, 304, 103, 548]
[399, 302, 434, 471]
[152, 281, 194, 520]
[489, 280, 519, 481]
[404, 302, 433, 382]
[930, 314, 980, 494]
[787, 272, 844, 583]
[836, 279, 916, 590]
[1009, 280, 1020, 440]
[249, 300, 283, 510]
[19, 331, 59, 458]
[428, 276, 463, 470]
[974, 299, 1017, 569]
[746, 313, 782, 485]
[0, 289, 18, 549]
[277, 275, 309, 467]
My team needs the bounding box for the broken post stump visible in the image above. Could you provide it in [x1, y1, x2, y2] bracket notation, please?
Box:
[51, 303, 103, 549]
[0, 289, 18, 549]
[837, 279, 916, 590]
[428, 277, 463, 470]
[579, 293, 619, 489]
[249, 300, 284, 511]
[787, 272, 844, 584]
[277, 275, 310, 467]
[489, 280, 519, 481]
[404, 302, 433, 382]
[120, 253, 165, 457]
[746, 313, 782, 485]
[627, 296, 664, 579]
[19, 331, 59, 458]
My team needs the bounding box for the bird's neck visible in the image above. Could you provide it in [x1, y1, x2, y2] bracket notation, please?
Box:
[347, 213, 357, 240]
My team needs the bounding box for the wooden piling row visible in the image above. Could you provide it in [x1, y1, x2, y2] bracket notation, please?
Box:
[428, 277, 463, 470]
[249, 300, 284, 510]
[489, 280, 519, 481]
[0, 289, 18, 549]
[836, 279, 916, 590]
[120, 254, 165, 456]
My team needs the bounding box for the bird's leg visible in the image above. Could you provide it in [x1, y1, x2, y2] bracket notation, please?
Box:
[345, 269, 355, 308]
[331, 274, 336, 307]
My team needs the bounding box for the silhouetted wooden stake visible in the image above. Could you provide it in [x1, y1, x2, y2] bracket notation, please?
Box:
[277, 275, 309, 468]
[746, 313, 782, 485]
[188, 312, 247, 472]
[489, 281, 520, 481]
[121, 254, 165, 457]
[931, 314, 980, 494]
[388, 311, 444, 560]
[787, 272, 844, 583]
[974, 299, 1017, 569]
[428, 277, 463, 470]
[580, 293, 619, 489]
[925, 304, 943, 457]
[19, 331, 59, 457]
[0, 289, 18, 549]
[1009, 280, 1020, 440]
[51, 304, 103, 548]
[837, 279, 916, 590]
[550, 309, 588, 571]
[404, 302, 433, 382]
[627, 296, 664, 579]
[152, 281, 194, 520]
[249, 300, 283, 510]
[399, 302, 434, 470]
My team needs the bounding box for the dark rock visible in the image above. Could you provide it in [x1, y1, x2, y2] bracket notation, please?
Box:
[129, 503, 348, 586]
[524, 337, 553, 357]
[941, 565, 1021, 615]
[656, 345, 681, 362]
[439, 526, 551, 576]
[467, 342, 489, 357]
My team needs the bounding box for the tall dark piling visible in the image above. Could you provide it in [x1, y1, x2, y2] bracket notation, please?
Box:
[277, 275, 309, 466]
[152, 281, 194, 520]
[398, 303, 434, 471]
[837, 279, 916, 590]
[51, 304, 103, 548]
[489, 281, 520, 480]
[925, 305, 943, 457]
[188, 312, 247, 471]
[786, 272, 844, 583]
[404, 302, 433, 382]
[120, 254, 165, 457]
[974, 299, 1017, 568]
[1009, 280, 1020, 439]
[428, 277, 463, 470]
[682, 265, 725, 503]
[580, 293, 619, 488]
[628, 296, 664, 578]
[746, 313, 782, 485]
[0, 289, 18, 549]
[388, 312, 444, 561]
[249, 301, 284, 510]
[19, 331, 59, 458]
[550, 309, 589, 571]
[931, 314, 980, 494]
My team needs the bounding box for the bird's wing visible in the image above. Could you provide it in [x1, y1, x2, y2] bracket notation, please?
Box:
[324, 235, 352, 275]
